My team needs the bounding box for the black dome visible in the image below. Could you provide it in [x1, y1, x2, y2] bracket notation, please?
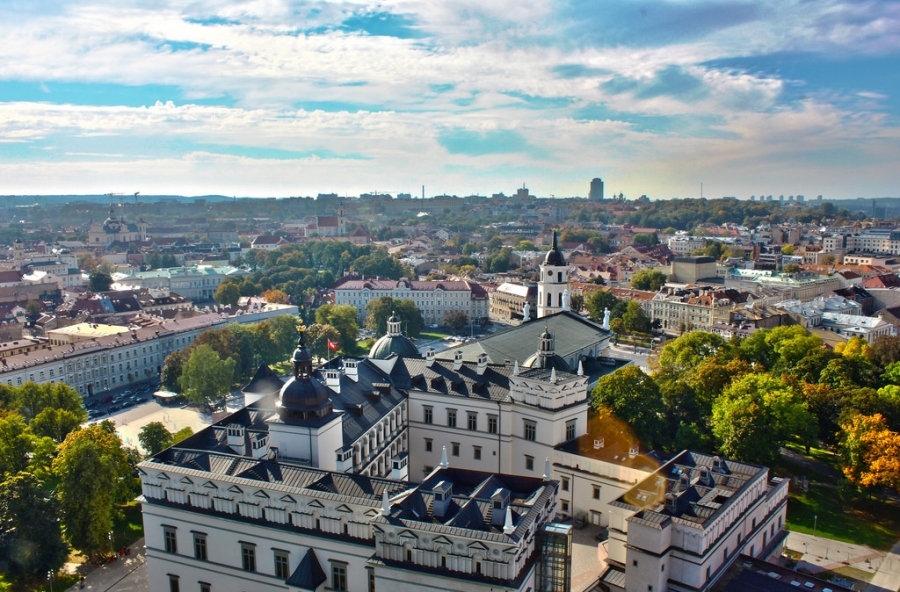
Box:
[276, 324, 334, 423]
[543, 231, 566, 266]
[522, 352, 570, 372]
[369, 333, 420, 359]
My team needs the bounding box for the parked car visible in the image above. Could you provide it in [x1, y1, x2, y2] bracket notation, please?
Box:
[121, 400, 134, 409]
[108, 404, 120, 412]
[101, 395, 114, 404]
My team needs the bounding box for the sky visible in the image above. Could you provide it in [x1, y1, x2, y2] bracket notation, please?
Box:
[0, 1, 898, 200]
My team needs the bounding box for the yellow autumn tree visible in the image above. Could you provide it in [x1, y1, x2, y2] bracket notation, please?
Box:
[840, 413, 900, 492]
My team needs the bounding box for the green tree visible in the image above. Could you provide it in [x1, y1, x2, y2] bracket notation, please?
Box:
[570, 293, 584, 313]
[591, 366, 666, 447]
[0, 472, 68, 580]
[443, 309, 469, 331]
[179, 345, 236, 406]
[24, 300, 41, 317]
[53, 425, 131, 558]
[305, 323, 342, 359]
[631, 269, 667, 291]
[138, 422, 173, 456]
[781, 244, 795, 255]
[160, 349, 188, 392]
[266, 314, 303, 362]
[315, 304, 360, 351]
[88, 271, 113, 292]
[171, 426, 194, 446]
[622, 300, 651, 334]
[658, 331, 726, 373]
[633, 233, 658, 246]
[214, 282, 240, 306]
[30, 408, 83, 443]
[586, 289, 619, 323]
[711, 373, 815, 464]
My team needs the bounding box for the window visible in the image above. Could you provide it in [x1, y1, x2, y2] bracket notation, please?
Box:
[192, 533, 207, 561]
[168, 575, 180, 592]
[473, 446, 482, 460]
[561, 477, 569, 492]
[274, 550, 290, 579]
[593, 486, 601, 500]
[163, 527, 177, 554]
[452, 442, 460, 457]
[423, 406, 433, 424]
[332, 562, 348, 591]
[488, 415, 498, 434]
[425, 438, 433, 452]
[200, 584, 211, 592]
[561, 500, 569, 513]
[525, 455, 534, 471]
[467, 412, 478, 431]
[523, 420, 536, 441]
[368, 568, 376, 592]
[565, 419, 577, 441]
[633, 559, 638, 567]
[241, 544, 256, 572]
[447, 409, 457, 428]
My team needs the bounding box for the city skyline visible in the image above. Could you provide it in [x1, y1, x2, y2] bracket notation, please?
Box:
[0, 1, 898, 199]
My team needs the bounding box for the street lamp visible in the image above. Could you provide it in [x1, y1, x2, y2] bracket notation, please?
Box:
[813, 515, 817, 537]
[47, 570, 53, 592]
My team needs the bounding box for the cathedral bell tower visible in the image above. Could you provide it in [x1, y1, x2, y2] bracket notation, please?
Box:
[537, 231, 568, 318]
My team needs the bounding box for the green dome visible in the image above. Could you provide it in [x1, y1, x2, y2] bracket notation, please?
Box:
[368, 333, 420, 359]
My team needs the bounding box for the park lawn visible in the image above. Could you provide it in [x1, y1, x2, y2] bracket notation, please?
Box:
[112, 501, 145, 551]
[784, 441, 842, 473]
[421, 331, 450, 340]
[786, 483, 900, 550]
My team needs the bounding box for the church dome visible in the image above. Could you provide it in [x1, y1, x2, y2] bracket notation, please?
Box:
[521, 326, 570, 372]
[369, 313, 420, 359]
[276, 326, 333, 423]
[543, 231, 566, 267]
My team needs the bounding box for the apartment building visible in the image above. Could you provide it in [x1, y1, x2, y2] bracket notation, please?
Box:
[334, 277, 489, 325]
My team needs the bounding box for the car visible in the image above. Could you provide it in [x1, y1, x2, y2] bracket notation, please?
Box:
[88, 410, 102, 420]
[121, 400, 134, 408]
[101, 395, 114, 403]
[108, 404, 120, 412]
[85, 400, 99, 409]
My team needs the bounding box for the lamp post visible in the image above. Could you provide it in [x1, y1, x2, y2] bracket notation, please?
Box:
[813, 515, 817, 537]
[47, 570, 53, 592]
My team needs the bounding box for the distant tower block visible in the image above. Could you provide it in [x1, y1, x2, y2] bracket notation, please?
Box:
[589, 178, 604, 201]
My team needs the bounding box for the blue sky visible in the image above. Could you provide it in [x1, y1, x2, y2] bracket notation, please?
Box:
[0, 1, 898, 199]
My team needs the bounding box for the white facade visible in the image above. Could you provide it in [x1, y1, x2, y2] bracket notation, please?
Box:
[537, 232, 568, 318]
[334, 278, 489, 325]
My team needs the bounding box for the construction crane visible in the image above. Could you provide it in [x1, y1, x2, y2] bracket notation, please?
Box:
[133, 191, 140, 204]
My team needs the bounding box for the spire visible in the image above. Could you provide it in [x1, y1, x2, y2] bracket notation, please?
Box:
[552, 229, 558, 251]
[550, 367, 557, 383]
[439, 446, 449, 469]
[503, 506, 515, 535]
[542, 457, 552, 482]
[577, 359, 584, 375]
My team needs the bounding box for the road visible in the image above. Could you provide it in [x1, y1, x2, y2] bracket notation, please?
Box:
[606, 343, 651, 370]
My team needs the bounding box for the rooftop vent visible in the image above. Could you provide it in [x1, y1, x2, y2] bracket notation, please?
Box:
[593, 438, 604, 449]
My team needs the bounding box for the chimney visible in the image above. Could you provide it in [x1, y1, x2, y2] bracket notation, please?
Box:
[699, 466, 713, 487]
[665, 492, 679, 514]
[453, 349, 463, 371]
[325, 369, 340, 393]
[593, 437, 604, 449]
[425, 348, 435, 367]
[679, 472, 691, 490]
[439, 446, 449, 469]
[476, 352, 488, 375]
[513, 360, 520, 376]
[491, 488, 511, 527]
[343, 359, 358, 380]
[628, 443, 639, 458]
[432, 481, 453, 519]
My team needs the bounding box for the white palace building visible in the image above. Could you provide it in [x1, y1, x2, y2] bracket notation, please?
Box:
[139, 238, 789, 592]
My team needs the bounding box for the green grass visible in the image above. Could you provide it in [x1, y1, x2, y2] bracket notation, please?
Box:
[784, 441, 842, 472]
[111, 501, 144, 551]
[420, 332, 450, 340]
[776, 456, 837, 485]
[786, 483, 900, 550]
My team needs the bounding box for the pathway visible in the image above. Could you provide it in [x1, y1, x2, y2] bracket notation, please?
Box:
[64, 539, 148, 592]
[868, 538, 900, 592]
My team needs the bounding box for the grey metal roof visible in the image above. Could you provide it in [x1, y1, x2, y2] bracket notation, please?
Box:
[434, 311, 611, 365]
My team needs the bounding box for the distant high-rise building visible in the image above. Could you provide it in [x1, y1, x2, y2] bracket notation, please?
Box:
[589, 177, 604, 201]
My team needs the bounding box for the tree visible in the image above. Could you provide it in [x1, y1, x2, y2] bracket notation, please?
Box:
[171, 426, 194, 446]
[315, 304, 360, 351]
[0, 472, 68, 580]
[840, 413, 900, 492]
[305, 323, 342, 359]
[622, 301, 651, 334]
[781, 244, 795, 255]
[821, 254, 836, 265]
[179, 345, 236, 406]
[88, 271, 113, 292]
[53, 425, 131, 558]
[633, 233, 658, 246]
[262, 289, 289, 304]
[591, 366, 666, 447]
[631, 269, 667, 291]
[586, 289, 619, 323]
[24, 300, 41, 317]
[138, 422, 173, 455]
[783, 263, 801, 274]
[443, 309, 469, 331]
[214, 282, 241, 306]
[30, 408, 83, 443]
[711, 373, 815, 464]
[265, 314, 303, 362]
[570, 293, 584, 312]
[160, 349, 188, 392]
[658, 331, 726, 372]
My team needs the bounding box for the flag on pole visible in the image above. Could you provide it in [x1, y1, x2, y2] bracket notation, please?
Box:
[327, 339, 338, 351]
